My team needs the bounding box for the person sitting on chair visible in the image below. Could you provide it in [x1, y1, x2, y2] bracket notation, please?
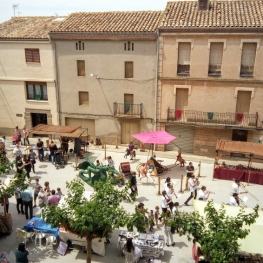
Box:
[123, 237, 142, 262]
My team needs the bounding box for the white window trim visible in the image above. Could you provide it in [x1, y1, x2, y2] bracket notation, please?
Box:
[235, 87, 255, 99]
[240, 39, 260, 50]
[176, 39, 194, 50]
[174, 85, 191, 96]
[208, 39, 227, 50]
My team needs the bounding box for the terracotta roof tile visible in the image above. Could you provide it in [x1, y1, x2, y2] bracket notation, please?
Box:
[51, 11, 162, 33]
[160, 0, 263, 28]
[0, 16, 66, 39]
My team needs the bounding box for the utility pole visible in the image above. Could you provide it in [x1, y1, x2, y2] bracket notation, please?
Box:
[12, 4, 19, 17]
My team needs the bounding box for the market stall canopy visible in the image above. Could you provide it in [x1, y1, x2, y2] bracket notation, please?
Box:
[216, 139, 263, 157]
[132, 131, 176, 144]
[28, 124, 86, 138]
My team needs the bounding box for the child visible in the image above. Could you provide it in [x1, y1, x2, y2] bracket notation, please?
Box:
[56, 188, 64, 197]
[95, 160, 102, 167]
[148, 210, 155, 232]
[154, 206, 161, 229]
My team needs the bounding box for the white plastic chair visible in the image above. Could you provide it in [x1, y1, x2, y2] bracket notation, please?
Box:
[15, 228, 35, 247]
[45, 233, 57, 250]
[123, 250, 138, 263]
[33, 228, 46, 246]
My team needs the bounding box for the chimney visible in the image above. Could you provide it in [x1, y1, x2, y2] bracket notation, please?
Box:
[198, 0, 209, 11]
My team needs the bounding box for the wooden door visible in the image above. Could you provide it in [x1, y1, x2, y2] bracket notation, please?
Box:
[121, 121, 140, 144]
[236, 91, 251, 113]
[176, 89, 188, 110]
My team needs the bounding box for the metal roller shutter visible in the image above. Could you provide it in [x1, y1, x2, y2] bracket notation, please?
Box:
[165, 125, 195, 153]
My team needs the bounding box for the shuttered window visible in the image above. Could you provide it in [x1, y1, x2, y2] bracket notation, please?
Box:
[79, 91, 89, 105]
[208, 43, 223, 75]
[240, 43, 256, 77]
[177, 43, 191, 75]
[77, 60, 85, 76]
[25, 49, 40, 63]
[125, 61, 133, 78]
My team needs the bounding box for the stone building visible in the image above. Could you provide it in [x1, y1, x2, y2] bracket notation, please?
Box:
[0, 17, 61, 135]
[157, 0, 263, 156]
[49, 11, 162, 144]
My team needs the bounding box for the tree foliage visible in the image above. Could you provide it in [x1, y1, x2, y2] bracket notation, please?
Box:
[169, 201, 259, 263]
[44, 178, 146, 263]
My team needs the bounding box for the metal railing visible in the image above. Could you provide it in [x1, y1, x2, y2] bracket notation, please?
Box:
[113, 102, 143, 118]
[167, 109, 258, 128]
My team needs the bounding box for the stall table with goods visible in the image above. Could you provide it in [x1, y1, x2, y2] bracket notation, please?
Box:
[118, 231, 165, 259]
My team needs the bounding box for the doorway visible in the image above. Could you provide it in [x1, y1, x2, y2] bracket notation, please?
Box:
[232, 129, 248, 142]
[31, 113, 47, 127]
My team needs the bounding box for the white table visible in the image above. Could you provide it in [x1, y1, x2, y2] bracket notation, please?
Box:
[59, 228, 105, 256]
[118, 231, 165, 259]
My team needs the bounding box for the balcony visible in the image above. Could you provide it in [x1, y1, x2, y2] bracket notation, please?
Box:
[167, 109, 258, 129]
[113, 102, 143, 118]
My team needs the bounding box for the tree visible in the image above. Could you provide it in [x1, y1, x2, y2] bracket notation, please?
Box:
[169, 201, 259, 263]
[44, 178, 146, 263]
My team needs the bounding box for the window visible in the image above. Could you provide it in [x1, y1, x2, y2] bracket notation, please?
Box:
[124, 94, 134, 114]
[76, 41, 85, 50]
[125, 61, 133, 78]
[124, 41, 134, 51]
[240, 43, 257, 77]
[79, 92, 89, 105]
[77, 60, 85, 76]
[208, 43, 223, 76]
[177, 43, 191, 75]
[25, 49, 40, 63]
[26, 82, 48, 101]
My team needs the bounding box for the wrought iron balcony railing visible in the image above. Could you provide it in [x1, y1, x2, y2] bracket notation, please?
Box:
[167, 109, 258, 128]
[113, 102, 143, 118]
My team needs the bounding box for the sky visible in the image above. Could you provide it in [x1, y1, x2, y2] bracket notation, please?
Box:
[0, 0, 169, 23]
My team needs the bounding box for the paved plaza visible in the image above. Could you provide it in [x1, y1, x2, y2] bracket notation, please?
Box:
[1, 138, 263, 263]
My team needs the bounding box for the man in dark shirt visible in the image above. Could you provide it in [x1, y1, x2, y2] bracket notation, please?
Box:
[36, 138, 44, 161]
[185, 162, 194, 191]
[130, 172, 137, 196]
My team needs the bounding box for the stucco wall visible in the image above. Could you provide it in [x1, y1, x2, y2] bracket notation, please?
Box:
[56, 40, 157, 119]
[0, 41, 58, 134]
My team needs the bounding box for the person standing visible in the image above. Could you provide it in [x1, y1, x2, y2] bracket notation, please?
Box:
[13, 144, 22, 158]
[184, 174, 198, 206]
[36, 138, 44, 161]
[14, 126, 21, 143]
[165, 183, 174, 211]
[32, 179, 42, 208]
[28, 149, 36, 174]
[185, 162, 195, 191]
[154, 206, 161, 229]
[22, 127, 30, 146]
[130, 172, 137, 197]
[21, 188, 33, 220]
[15, 243, 29, 263]
[161, 190, 172, 213]
[16, 156, 24, 175]
[47, 190, 61, 206]
[22, 155, 31, 179]
[14, 187, 24, 214]
[38, 187, 48, 208]
[162, 210, 175, 247]
[232, 179, 248, 195]
[107, 156, 115, 166]
[49, 141, 58, 165]
[128, 142, 135, 160]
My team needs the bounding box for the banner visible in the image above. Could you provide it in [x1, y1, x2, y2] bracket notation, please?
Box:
[236, 113, 244, 123]
[124, 104, 130, 114]
[175, 110, 182, 119]
[207, 112, 214, 120]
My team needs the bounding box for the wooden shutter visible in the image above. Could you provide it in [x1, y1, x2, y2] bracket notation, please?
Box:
[176, 89, 188, 110]
[25, 49, 40, 63]
[178, 43, 191, 65]
[236, 91, 251, 113]
[124, 94, 134, 105]
[79, 92, 89, 105]
[77, 60, 85, 76]
[241, 43, 256, 67]
[125, 62, 133, 78]
[209, 43, 223, 65]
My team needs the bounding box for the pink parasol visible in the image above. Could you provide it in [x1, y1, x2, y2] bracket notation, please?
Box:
[132, 131, 176, 144]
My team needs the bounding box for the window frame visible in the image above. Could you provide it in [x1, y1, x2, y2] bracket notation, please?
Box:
[26, 82, 48, 101]
[25, 48, 40, 63]
[79, 91, 89, 106]
[177, 42, 191, 76]
[240, 42, 257, 78]
[77, 60, 86, 76]
[125, 61, 134, 78]
[208, 42, 224, 76]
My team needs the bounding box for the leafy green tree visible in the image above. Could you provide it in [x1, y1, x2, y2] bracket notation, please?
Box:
[169, 201, 259, 263]
[44, 178, 146, 263]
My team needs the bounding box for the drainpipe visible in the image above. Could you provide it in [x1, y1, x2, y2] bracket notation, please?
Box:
[154, 28, 160, 151]
[50, 38, 61, 125]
